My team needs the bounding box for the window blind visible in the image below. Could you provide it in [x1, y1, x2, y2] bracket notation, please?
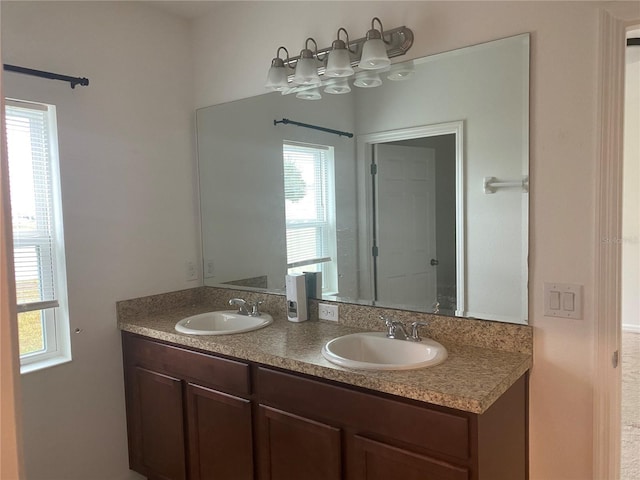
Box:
[6, 102, 59, 313]
[283, 142, 332, 268]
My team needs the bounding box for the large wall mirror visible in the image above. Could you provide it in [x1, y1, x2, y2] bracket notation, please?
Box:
[197, 33, 529, 325]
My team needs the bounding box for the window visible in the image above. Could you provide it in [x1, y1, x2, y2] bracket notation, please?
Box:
[283, 141, 338, 294]
[5, 99, 70, 373]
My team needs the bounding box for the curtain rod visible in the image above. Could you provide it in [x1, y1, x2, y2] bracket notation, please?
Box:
[3, 64, 89, 89]
[274, 118, 353, 138]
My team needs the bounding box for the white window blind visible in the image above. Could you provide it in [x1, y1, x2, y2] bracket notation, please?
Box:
[283, 142, 333, 269]
[6, 102, 59, 313]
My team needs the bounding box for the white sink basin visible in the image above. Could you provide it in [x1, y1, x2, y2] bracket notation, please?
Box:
[175, 310, 273, 335]
[321, 332, 447, 370]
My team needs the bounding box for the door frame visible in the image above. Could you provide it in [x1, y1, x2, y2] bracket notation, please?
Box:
[356, 121, 464, 313]
[594, 9, 639, 480]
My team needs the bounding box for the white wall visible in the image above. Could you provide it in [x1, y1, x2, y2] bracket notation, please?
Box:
[192, 1, 640, 479]
[622, 28, 640, 332]
[2, 2, 198, 479]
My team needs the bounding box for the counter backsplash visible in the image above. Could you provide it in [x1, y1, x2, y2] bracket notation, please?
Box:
[116, 286, 532, 355]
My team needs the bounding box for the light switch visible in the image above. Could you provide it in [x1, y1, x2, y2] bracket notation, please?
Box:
[562, 292, 575, 311]
[544, 282, 583, 319]
[549, 291, 561, 310]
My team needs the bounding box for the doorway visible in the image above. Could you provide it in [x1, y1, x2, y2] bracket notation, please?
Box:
[356, 122, 464, 314]
[621, 25, 640, 480]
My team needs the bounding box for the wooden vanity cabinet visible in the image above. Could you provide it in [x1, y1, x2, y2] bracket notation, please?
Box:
[122, 332, 528, 480]
[122, 333, 253, 480]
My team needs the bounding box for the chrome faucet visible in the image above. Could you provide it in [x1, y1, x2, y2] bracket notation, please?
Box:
[229, 298, 263, 317]
[381, 316, 429, 342]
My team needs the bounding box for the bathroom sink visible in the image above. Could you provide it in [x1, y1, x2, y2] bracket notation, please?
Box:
[175, 310, 273, 335]
[321, 332, 447, 370]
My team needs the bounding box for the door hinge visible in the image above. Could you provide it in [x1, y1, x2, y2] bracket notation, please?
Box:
[370, 163, 378, 175]
[612, 350, 619, 368]
[372, 246, 379, 257]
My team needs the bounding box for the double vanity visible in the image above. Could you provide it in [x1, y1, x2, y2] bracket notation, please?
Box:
[118, 286, 532, 480]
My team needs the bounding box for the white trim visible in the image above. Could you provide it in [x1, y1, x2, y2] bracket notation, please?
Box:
[593, 9, 627, 480]
[356, 121, 465, 313]
[622, 324, 640, 334]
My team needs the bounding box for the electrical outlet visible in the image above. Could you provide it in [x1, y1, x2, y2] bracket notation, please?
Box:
[318, 303, 338, 322]
[186, 261, 198, 281]
[205, 259, 215, 278]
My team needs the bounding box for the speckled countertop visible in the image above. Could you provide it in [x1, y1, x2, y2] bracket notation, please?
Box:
[117, 288, 532, 414]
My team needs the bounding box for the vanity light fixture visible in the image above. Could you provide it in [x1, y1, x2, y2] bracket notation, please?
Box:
[387, 60, 415, 81]
[265, 47, 290, 91]
[293, 38, 322, 85]
[296, 87, 322, 100]
[325, 28, 355, 78]
[265, 17, 413, 99]
[359, 17, 391, 70]
[324, 78, 351, 95]
[353, 71, 382, 88]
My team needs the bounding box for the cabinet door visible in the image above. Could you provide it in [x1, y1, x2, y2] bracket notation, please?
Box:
[186, 383, 253, 480]
[351, 435, 468, 480]
[257, 405, 342, 480]
[127, 367, 186, 480]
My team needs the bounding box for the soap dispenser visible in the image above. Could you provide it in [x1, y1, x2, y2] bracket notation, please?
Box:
[285, 273, 308, 322]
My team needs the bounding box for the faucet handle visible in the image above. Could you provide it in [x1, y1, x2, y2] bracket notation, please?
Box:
[410, 321, 429, 342]
[248, 300, 263, 316]
[381, 315, 401, 338]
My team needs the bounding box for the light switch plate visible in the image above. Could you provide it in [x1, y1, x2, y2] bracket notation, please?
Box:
[544, 282, 582, 319]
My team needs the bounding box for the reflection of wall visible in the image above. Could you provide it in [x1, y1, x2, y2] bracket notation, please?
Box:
[622, 35, 640, 332]
[197, 92, 358, 296]
[356, 39, 528, 322]
[388, 135, 457, 310]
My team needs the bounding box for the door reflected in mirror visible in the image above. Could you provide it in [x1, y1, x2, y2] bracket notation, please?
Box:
[197, 33, 529, 324]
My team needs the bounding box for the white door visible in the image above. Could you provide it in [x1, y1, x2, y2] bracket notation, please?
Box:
[374, 144, 437, 307]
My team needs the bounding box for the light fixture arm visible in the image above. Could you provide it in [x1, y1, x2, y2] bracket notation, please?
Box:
[277, 46, 290, 63]
[370, 17, 391, 45]
[336, 27, 355, 53]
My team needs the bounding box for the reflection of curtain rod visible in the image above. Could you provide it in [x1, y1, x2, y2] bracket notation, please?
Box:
[3, 64, 89, 89]
[274, 118, 353, 138]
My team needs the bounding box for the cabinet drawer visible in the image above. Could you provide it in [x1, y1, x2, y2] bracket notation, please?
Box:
[123, 333, 250, 396]
[256, 367, 469, 461]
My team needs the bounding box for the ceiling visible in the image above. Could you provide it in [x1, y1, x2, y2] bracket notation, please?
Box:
[145, 1, 219, 20]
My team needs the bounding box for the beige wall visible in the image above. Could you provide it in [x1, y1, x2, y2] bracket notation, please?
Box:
[192, 1, 640, 479]
[2, 2, 198, 479]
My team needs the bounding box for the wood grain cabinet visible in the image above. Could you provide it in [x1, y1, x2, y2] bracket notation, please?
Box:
[122, 332, 528, 480]
[122, 333, 253, 480]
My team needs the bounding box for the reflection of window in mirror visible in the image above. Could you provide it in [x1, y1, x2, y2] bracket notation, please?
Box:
[283, 141, 338, 294]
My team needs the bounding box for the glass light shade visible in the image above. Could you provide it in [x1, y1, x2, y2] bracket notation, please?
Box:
[265, 64, 289, 91]
[387, 61, 415, 81]
[293, 52, 321, 85]
[353, 71, 382, 88]
[325, 48, 354, 78]
[359, 37, 390, 70]
[324, 79, 351, 94]
[296, 88, 322, 100]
